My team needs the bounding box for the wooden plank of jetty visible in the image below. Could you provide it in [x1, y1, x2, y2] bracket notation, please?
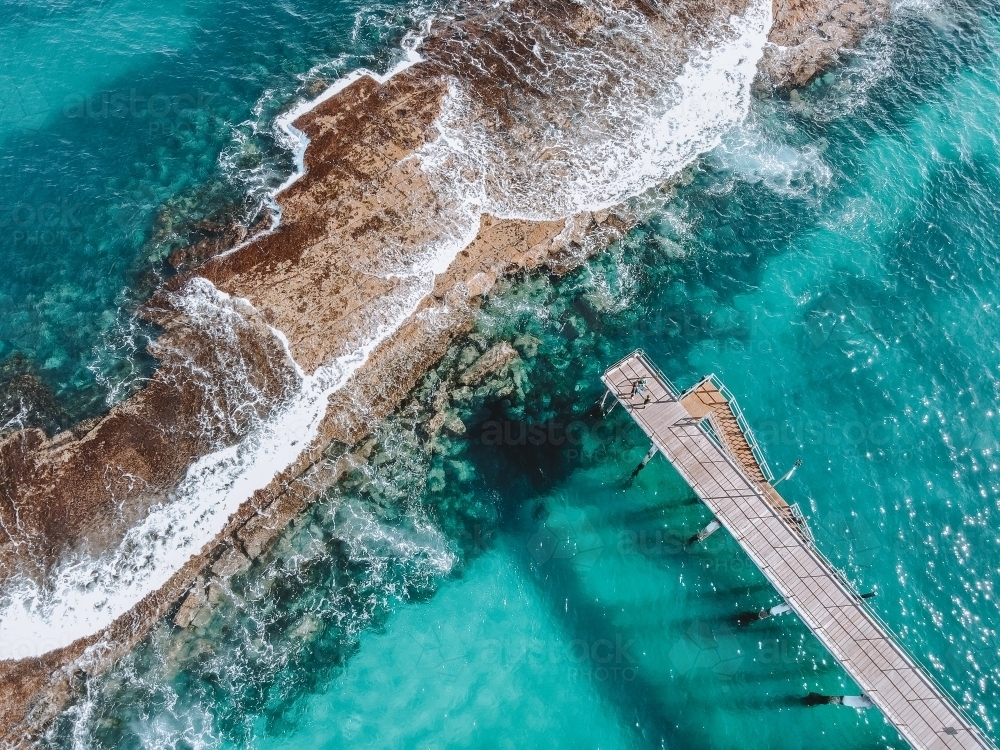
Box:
[602, 349, 995, 750]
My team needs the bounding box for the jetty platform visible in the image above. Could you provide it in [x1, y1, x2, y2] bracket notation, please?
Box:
[602, 350, 994, 750]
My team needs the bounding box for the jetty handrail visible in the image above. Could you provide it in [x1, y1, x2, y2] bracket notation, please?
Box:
[606, 349, 680, 397]
[798, 530, 992, 744]
[788, 503, 815, 544]
[696, 403, 991, 744]
[686, 389, 989, 741]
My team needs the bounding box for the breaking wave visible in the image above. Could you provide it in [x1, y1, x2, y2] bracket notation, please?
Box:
[0, 276, 445, 659]
[420, 0, 771, 220]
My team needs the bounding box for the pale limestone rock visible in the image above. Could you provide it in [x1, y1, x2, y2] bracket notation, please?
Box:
[174, 580, 208, 629]
[211, 547, 252, 579]
[460, 342, 519, 386]
[442, 412, 466, 436]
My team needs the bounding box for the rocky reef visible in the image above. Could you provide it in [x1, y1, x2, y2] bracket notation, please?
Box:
[760, 0, 890, 87]
[0, 49, 626, 750]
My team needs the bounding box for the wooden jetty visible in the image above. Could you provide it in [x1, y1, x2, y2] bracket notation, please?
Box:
[603, 350, 995, 750]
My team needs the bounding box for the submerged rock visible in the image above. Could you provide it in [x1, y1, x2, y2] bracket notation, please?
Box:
[174, 579, 209, 629]
[460, 342, 519, 386]
[451, 386, 473, 404]
[211, 547, 252, 578]
[288, 614, 323, 642]
[442, 412, 466, 436]
[513, 333, 542, 358]
[427, 467, 447, 494]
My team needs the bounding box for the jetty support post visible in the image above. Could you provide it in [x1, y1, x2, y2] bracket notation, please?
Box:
[687, 518, 721, 546]
[627, 443, 659, 486]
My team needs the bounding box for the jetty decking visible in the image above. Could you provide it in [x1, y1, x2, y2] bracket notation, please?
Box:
[603, 350, 994, 750]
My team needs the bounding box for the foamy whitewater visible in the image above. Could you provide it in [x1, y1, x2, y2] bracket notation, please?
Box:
[0, 0, 770, 659]
[419, 0, 772, 221]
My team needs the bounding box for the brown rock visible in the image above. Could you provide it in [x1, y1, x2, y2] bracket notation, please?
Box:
[762, 0, 890, 87]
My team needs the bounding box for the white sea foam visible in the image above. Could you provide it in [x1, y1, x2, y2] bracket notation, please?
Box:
[708, 112, 833, 197]
[408, 0, 772, 303]
[0, 0, 773, 659]
[892, 0, 944, 15]
[418, 0, 772, 222]
[0, 276, 447, 660]
[334, 499, 458, 587]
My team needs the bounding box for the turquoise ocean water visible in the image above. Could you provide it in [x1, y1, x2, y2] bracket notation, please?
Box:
[5, 0, 1000, 747]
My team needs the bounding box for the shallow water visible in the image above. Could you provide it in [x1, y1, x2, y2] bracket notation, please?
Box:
[17, 0, 1000, 747]
[0, 0, 427, 421]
